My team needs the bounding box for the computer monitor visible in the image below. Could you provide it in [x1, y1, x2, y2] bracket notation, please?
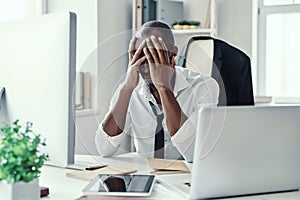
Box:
[0, 12, 76, 167]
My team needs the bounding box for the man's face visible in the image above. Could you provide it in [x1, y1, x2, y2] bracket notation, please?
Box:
[135, 30, 171, 85]
[135, 33, 151, 84]
[139, 62, 152, 84]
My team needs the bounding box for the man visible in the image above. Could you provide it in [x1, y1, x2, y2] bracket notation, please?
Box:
[95, 21, 219, 162]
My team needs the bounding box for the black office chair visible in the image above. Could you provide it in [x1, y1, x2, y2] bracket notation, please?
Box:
[176, 36, 254, 106]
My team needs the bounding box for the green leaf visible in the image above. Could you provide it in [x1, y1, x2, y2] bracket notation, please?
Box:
[12, 120, 19, 126]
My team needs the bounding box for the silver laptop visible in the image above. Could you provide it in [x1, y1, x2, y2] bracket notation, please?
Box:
[158, 106, 300, 199]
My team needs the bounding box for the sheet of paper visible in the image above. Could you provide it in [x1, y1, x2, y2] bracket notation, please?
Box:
[147, 158, 190, 174]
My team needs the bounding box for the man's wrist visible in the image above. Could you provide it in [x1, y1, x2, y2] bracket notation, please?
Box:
[121, 83, 136, 93]
[157, 85, 173, 96]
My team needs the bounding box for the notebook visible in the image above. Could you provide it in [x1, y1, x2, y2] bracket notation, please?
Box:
[66, 166, 137, 181]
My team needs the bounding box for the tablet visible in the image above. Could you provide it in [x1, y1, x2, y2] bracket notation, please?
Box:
[82, 174, 156, 197]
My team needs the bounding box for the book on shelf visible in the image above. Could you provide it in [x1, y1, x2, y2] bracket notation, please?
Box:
[254, 96, 272, 104]
[135, 0, 143, 29]
[75, 72, 84, 110]
[134, 0, 157, 29]
[83, 72, 91, 109]
[75, 72, 91, 110]
[156, 0, 183, 27]
[204, 0, 211, 29]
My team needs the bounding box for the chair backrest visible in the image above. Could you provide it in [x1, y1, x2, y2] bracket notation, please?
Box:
[176, 36, 254, 106]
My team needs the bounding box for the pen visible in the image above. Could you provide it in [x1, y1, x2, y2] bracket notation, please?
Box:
[155, 179, 188, 197]
[85, 165, 108, 171]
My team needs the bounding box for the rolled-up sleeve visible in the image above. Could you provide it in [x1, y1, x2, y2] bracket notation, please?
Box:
[171, 77, 219, 162]
[95, 126, 125, 157]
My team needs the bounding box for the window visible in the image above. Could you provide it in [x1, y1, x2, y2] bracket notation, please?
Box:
[264, 0, 300, 6]
[257, 0, 300, 97]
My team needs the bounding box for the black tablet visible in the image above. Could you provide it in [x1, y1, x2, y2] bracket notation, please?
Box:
[82, 174, 156, 197]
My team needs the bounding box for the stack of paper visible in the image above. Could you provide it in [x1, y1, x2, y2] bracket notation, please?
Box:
[147, 158, 190, 174]
[75, 71, 91, 110]
[75, 72, 84, 109]
[66, 166, 137, 181]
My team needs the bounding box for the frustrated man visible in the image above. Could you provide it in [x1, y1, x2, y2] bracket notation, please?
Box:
[95, 21, 219, 162]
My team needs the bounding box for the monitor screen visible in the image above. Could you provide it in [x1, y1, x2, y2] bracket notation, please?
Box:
[0, 12, 76, 167]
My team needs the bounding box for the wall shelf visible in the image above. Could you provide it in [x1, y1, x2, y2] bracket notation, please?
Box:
[172, 28, 213, 35]
[75, 109, 99, 117]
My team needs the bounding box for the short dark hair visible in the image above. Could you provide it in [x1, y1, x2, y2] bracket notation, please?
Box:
[137, 21, 175, 52]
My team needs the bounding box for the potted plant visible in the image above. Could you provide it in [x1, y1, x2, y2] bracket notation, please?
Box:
[172, 20, 201, 30]
[0, 120, 48, 200]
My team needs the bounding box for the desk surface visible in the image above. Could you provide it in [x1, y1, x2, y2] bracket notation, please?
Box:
[40, 153, 300, 200]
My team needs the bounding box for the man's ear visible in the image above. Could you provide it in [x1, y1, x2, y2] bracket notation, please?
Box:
[170, 46, 178, 67]
[171, 46, 178, 56]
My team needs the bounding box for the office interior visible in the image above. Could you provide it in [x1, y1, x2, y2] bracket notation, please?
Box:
[1, 0, 300, 199]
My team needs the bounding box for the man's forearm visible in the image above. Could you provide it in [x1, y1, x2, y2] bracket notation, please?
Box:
[102, 85, 134, 136]
[158, 87, 187, 136]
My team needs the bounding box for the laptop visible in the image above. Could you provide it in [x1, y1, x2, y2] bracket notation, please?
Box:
[157, 106, 300, 199]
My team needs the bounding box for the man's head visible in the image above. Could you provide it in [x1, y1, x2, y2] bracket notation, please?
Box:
[134, 21, 178, 85]
[135, 21, 177, 55]
[136, 21, 177, 56]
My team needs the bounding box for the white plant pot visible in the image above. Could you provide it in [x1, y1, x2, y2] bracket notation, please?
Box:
[0, 178, 39, 200]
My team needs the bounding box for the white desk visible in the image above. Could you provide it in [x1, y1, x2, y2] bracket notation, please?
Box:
[40, 153, 181, 199]
[40, 153, 300, 200]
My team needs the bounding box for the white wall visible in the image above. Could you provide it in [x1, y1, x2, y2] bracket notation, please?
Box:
[47, 0, 98, 72]
[47, 0, 133, 155]
[95, 0, 133, 155]
[216, 0, 253, 57]
[0, 0, 42, 22]
[47, 0, 99, 113]
[216, 0, 257, 94]
[182, 0, 254, 58]
[97, 0, 132, 122]
[184, 0, 255, 94]
[184, 0, 210, 26]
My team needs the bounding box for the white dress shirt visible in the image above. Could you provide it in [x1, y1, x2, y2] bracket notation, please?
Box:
[95, 66, 219, 162]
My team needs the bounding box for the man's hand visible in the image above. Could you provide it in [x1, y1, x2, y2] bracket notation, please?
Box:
[123, 37, 147, 90]
[143, 36, 174, 91]
[143, 36, 187, 136]
[102, 37, 147, 136]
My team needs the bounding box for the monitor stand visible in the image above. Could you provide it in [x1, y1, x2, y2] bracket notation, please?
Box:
[0, 87, 4, 98]
[0, 87, 8, 123]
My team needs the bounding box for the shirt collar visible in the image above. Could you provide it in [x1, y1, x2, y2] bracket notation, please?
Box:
[137, 66, 190, 101]
[137, 78, 153, 101]
[172, 66, 190, 97]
